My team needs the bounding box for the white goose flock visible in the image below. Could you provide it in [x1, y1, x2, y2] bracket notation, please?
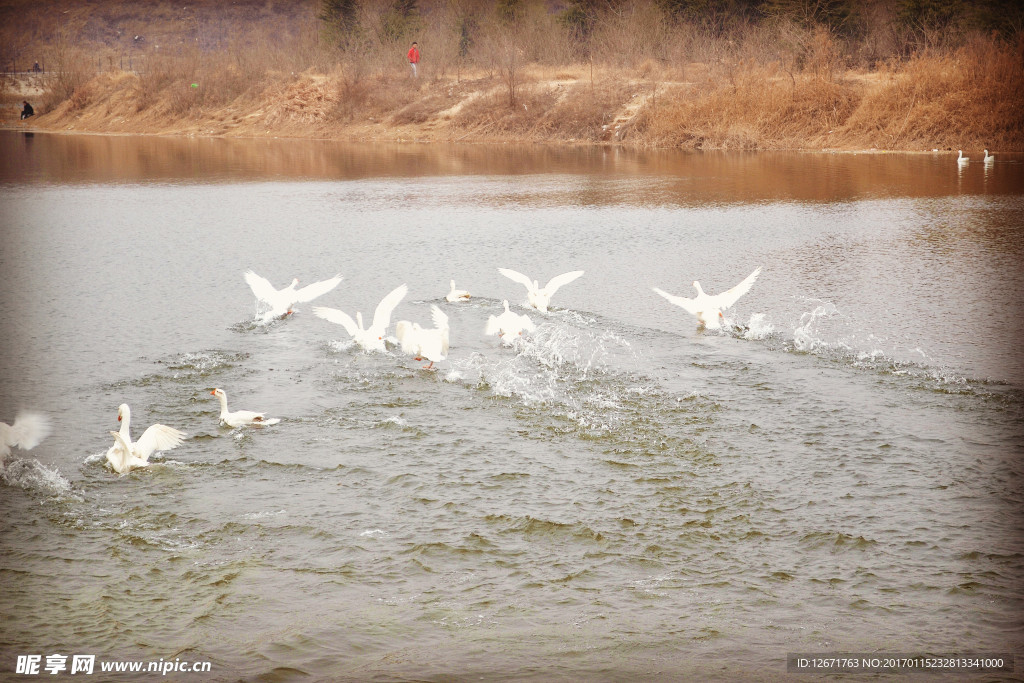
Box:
[11, 264, 773, 476]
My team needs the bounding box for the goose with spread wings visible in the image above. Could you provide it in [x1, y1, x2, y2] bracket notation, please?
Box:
[313, 284, 408, 352]
[1, 411, 51, 468]
[244, 270, 342, 319]
[484, 300, 536, 343]
[105, 404, 186, 474]
[497, 268, 584, 312]
[653, 267, 762, 330]
[396, 305, 450, 369]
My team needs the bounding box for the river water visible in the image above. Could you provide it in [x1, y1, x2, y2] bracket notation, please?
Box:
[1, 131, 1022, 681]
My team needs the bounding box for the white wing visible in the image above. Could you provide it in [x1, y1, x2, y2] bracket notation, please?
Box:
[395, 320, 418, 354]
[244, 270, 281, 304]
[543, 270, 584, 295]
[430, 304, 449, 331]
[652, 287, 700, 316]
[484, 315, 501, 336]
[498, 268, 536, 292]
[430, 305, 450, 356]
[8, 411, 51, 450]
[134, 424, 186, 462]
[707, 266, 761, 311]
[313, 306, 359, 337]
[370, 284, 409, 335]
[518, 313, 537, 332]
[293, 274, 343, 303]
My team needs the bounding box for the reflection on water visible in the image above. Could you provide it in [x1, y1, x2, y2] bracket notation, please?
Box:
[2, 131, 1021, 204]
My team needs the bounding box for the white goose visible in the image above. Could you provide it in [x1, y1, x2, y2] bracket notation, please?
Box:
[484, 300, 536, 342]
[957, 150, 970, 165]
[244, 270, 342, 319]
[105, 404, 186, 474]
[210, 388, 280, 427]
[446, 280, 471, 302]
[1, 411, 51, 466]
[984, 149, 995, 164]
[497, 268, 584, 312]
[653, 266, 762, 330]
[396, 305, 450, 369]
[313, 284, 408, 352]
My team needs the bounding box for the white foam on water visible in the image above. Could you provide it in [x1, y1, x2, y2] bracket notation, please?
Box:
[743, 312, 775, 340]
[1, 458, 74, 497]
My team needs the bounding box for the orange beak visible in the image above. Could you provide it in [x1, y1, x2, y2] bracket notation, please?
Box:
[117, 415, 122, 422]
[210, 390, 216, 395]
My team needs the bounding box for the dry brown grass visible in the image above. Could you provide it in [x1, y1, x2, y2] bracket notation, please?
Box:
[628, 61, 859, 149]
[2, 0, 1021, 151]
[837, 35, 1024, 150]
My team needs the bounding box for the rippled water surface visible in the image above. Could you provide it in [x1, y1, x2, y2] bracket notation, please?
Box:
[1, 132, 1023, 681]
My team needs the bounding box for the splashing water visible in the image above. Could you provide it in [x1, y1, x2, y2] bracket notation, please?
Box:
[793, 301, 842, 352]
[1, 458, 74, 497]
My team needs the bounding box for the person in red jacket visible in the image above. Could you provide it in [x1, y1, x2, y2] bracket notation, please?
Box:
[407, 42, 420, 78]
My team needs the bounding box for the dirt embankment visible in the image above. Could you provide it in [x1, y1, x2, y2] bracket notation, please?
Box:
[3, 57, 1021, 153]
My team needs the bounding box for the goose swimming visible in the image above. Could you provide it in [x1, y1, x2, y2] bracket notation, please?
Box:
[445, 280, 471, 302]
[210, 388, 280, 427]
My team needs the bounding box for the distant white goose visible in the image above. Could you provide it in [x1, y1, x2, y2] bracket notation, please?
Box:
[653, 266, 762, 330]
[313, 284, 408, 352]
[484, 300, 536, 342]
[957, 150, 970, 165]
[497, 268, 584, 312]
[396, 305, 450, 369]
[210, 388, 280, 428]
[446, 280, 471, 302]
[244, 269, 342, 319]
[1, 411, 51, 466]
[105, 404, 186, 474]
[984, 149, 995, 164]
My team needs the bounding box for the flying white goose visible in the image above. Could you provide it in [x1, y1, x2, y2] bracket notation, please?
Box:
[497, 268, 584, 312]
[210, 388, 280, 428]
[957, 150, 970, 165]
[446, 280, 471, 302]
[396, 305, 450, 369]
[244, 269, 342, 319]
[313, 284, 408, 352]
[653, 266, 762, 330]
[484, 300, 536, 342]
[105, 403, 186, 474]
[1, 411, 51, 465]
[984, 149, 995, 164]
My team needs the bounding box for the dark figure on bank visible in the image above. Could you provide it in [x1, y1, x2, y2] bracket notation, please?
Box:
[21, 101, 34, 119]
